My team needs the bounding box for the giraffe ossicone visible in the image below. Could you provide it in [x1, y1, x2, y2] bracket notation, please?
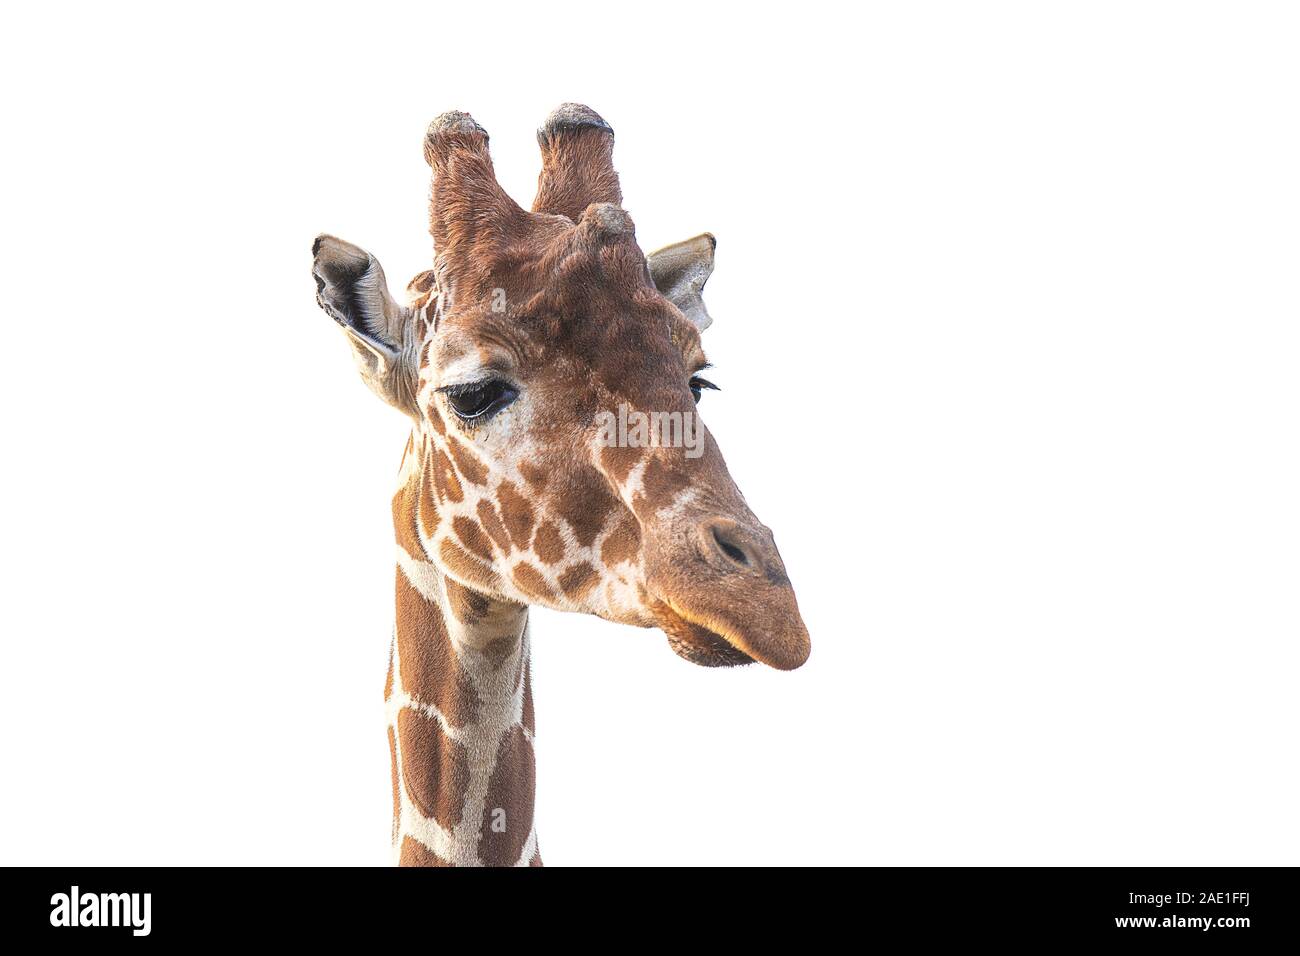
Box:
[312, 103, 811, 866]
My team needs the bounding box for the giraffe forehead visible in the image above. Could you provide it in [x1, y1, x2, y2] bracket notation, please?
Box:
[424, 245, 704, 384]
[461, 309, 699, 375]
[426, 318, 528, 380]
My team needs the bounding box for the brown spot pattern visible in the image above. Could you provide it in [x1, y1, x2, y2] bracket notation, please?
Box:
[431, 448, 463, 503]
[522, 663, 535, 736]
[639, 454, 690, 514]
[533, 521, 565, 565]
[447, 436, 488, 486]
[384, 645, 394, 700]
[418, 468, 440, 538]
[395, 569, 477, 726]
[556, 469, 619, 547]
[600, 511, 641, 567]
[440, 539, 500, 592]
[558, 562, 598, 600]
[600, 444, 642, 484]
[497, 481, 535, 549]
[453, 515, 494, 561]
[518, 460, 548, 491]
[427, 403, 446, 436]
[477, 726, 535, 866]
[399, 835, 452, 867]
[388, 725, 400, 845]
[476, 499, 513, 554]
[512, 562, 556, 602]
[392, 483, 425, 559]
[398, 707, 469, 831]
[444, 577, 491, 626]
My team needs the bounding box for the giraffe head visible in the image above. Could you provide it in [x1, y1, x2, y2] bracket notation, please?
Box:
[313, 105, 809, 670]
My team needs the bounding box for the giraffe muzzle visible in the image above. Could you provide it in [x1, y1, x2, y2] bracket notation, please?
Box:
[646, 516, 811, 671]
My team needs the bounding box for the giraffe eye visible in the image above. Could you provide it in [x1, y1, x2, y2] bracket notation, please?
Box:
[440, 379, 519, 422]
[689, 376, 719, 404]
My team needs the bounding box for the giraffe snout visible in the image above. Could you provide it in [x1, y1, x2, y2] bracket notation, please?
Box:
[645, 514, 811, 671]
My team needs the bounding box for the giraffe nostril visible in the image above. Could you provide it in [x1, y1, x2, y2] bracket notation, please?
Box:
[714, 530, 749, 566]
[703, 519, 753, 569]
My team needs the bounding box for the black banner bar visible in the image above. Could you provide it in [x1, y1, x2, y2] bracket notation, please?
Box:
[4, 867, 1293, 944]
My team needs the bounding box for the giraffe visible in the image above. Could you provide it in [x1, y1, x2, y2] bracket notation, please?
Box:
[311, 104, 811, 866]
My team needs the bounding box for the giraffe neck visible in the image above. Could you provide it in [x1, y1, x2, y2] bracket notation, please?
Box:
[386, 550, 540, 866]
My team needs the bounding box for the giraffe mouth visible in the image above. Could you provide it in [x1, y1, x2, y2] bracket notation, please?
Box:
[653, 601, 757, 668]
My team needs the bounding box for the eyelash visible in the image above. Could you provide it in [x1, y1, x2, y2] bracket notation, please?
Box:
[689, 375, 719, 403]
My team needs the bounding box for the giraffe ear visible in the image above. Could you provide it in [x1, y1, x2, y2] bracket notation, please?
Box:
[647, 233, 716, 331]
[312, 235, 420, 417]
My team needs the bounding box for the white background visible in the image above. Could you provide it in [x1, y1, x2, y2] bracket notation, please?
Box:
[1, 2, 1296, 865]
